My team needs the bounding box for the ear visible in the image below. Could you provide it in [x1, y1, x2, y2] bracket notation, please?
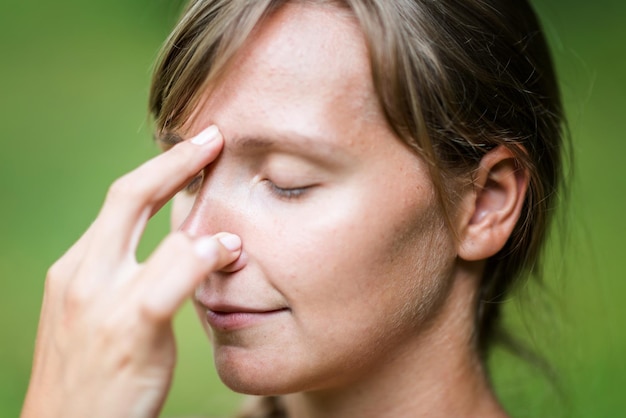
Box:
[456, 146, 529, 261]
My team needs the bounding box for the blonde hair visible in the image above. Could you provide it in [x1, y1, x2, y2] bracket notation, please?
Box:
[150, 0, 567, 414]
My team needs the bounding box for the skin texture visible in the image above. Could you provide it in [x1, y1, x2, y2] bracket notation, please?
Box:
[22, 2, 528, 418]
[172, 3, 525, 417]
[174, 1, 454, 393]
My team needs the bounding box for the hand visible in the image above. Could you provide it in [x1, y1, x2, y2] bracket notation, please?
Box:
[21, 126, 239, 418]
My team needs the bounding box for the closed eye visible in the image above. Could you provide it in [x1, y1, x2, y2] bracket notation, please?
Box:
[265, 180, 314, 200]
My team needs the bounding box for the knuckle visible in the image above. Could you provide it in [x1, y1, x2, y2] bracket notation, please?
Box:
[98, 314, 125, 338]
[94, 316, 133, 352]
[45, 261, 66, 288]
[106, 175, 139, 203]
[64, 283, 91, 312]
[138, 300, 170, 324]
[97, 305, 137, 335]
[45, 260, 76, 297]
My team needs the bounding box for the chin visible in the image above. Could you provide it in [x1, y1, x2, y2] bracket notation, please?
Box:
[214, 346, 282, 395]
[216, 360, 291, 396]
[213, 346, 320, 396]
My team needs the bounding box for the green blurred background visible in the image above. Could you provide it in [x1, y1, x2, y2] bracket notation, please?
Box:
[1, 0, 624, 417]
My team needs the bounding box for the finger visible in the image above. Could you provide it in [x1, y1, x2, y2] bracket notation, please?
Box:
[133, 232, 242, 322]
[88, 125, 224, 265]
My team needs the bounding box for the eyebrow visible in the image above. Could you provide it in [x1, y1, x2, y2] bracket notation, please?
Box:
[231, 134, 343, 159]
[156, 130, 348, 164]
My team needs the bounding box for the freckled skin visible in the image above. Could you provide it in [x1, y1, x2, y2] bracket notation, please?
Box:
[172, 3, 457, 396]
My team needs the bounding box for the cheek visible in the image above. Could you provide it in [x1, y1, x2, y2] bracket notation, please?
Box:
[239, 179, 458, 391]
[261, 180, 455, 329]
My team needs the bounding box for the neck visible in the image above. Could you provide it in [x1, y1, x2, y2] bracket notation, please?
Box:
[281, 263, 507, 418]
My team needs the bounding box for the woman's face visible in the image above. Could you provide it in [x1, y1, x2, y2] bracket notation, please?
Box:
[170, 3, 458, 394]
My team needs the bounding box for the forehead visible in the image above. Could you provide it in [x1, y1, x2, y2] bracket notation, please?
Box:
[183, 2, 383, 144]
[238, 3, 366, 91]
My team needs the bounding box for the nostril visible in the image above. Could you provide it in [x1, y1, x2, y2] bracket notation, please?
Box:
[219, 249, 248, 273]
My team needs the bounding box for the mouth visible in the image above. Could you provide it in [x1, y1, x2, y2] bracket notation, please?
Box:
[205, 306, 290, 331]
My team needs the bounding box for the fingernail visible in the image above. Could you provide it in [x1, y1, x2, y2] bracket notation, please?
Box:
[191, 125, 220, 145]
[218, 233, 242, 252]
[193, 236, 219, 260]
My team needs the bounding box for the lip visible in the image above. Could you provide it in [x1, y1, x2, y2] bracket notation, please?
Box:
[203, 303, 289, 331]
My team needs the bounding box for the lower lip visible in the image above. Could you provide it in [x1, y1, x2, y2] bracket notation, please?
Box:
[205, 309, 289, 331]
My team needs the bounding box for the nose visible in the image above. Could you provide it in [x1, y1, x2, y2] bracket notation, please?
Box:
[178, 194, 227, 238]
[178, 164, 237, 234]
[178, 170, 250, 272]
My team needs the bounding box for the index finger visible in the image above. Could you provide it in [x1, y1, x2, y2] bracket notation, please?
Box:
[89, 125, 224, 263]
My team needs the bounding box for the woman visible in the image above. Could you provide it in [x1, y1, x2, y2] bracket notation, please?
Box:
[21, 0, 565, 417]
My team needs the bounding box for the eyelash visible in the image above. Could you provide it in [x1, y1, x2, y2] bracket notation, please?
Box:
[266, 180, 311, 200]
[182, 174, 312, 200]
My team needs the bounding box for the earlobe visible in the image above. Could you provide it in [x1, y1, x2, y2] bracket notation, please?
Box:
[457, 146, 529, 261]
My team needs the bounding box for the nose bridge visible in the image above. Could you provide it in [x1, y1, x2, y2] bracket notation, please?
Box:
[178, 172, 244, 238]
